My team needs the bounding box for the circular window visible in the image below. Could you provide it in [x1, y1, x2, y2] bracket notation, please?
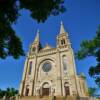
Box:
[42, 62, 52, 72]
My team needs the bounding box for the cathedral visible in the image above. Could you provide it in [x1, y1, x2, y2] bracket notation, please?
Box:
[19, 22, 88, 97]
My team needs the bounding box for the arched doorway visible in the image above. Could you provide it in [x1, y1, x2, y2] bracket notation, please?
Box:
[25, 85, 29, 96]
[42, 82, 50, 96]
[64, 82, 70, 96]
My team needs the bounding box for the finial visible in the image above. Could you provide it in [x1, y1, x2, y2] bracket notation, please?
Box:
[61, 21, 63, 25]
[37, 29, 40, 34]
[46, 43, 48, 46]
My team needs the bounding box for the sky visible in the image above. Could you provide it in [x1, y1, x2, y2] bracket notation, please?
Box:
[0, 0, 100, 91]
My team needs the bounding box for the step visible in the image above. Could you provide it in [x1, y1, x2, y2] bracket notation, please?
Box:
[20, 96, 90, 100]
[20, 96, 52, 100]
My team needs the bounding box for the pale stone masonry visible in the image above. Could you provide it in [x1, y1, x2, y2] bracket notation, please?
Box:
[19, 22, 88, 97]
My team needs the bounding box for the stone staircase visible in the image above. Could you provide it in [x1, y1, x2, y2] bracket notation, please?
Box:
[55, 96, 73, 100]
[19, 96, 90, 100]
[20, 96, 71, 100]
[20, 96, 52, 100]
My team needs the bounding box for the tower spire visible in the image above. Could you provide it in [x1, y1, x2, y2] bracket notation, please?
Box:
[57, 21, 70, 47]
[34, 29, 40, 42]
[30, 29, 41, 53]
[59, 21, 66, 34]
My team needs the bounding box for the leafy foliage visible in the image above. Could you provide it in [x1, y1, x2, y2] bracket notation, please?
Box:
[76, 26, 100, 87]
[0, 0, 66, 59]
[0, 87, 18, 98]
[88, 87, 96, 96]
[0, 0, 23, 59]
[20, 0, 66, 22]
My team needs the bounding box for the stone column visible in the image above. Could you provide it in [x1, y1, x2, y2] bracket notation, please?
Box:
[19, 58, 29, 96]
[56, 49, 63, 95]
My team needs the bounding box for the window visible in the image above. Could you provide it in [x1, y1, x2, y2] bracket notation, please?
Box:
[64, 82, 69, 86]
[63, 39, 65, 44]
[61, 40, 63, 45]
[62, 55, 67, 71]
[42, 62, 52, 72]
[32, 47, 36, 52]
[61, 39, 65, 45]
[28, 61, 32, 75]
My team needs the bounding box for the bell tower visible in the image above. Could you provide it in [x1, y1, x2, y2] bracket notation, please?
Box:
[57, 21, 70, 48]
[30, 30, 42, 54]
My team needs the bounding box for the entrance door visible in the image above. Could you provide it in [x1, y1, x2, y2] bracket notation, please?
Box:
[25, 88, 29, 96]
[65, 86, 70, 96]
[42, 82, 50, 96]
[42, 88, 49, 96]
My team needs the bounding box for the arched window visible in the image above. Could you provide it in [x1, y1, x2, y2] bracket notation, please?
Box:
[42, 62, 52, 72]
[28, 61, 32, 75]
[32, 47, 36, 52]
[42, 82, 49, 88]
[61, 39, 65, 45]
[62, 55, 67, 71]
[64, 82, 69, 86]
[63, 39, 65, 44]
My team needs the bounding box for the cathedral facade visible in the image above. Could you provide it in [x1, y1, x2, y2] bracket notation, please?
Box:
[19, 22, 88, 97]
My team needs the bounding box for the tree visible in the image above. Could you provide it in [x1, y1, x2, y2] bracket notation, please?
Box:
[88, 87, 96, 97]
[6, 87, 18, 98]
[0, 88, 18, 98]
[76, 26, 100, 87]
[0, 89, 2, 98]
[0, 0, 66, 59]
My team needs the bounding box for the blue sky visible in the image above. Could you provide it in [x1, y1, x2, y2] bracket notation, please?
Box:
[0, 0, 100, 90]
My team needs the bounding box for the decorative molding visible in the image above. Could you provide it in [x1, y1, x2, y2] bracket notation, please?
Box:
[28, 46, 69, 58]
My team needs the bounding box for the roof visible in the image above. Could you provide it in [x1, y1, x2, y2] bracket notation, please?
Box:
[42, 43, 52, 50]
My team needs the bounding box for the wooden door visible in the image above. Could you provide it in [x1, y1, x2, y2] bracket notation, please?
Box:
[42, 88, 49, 96]
[25, 88, 29, 96]
[65, 86, 70, 96]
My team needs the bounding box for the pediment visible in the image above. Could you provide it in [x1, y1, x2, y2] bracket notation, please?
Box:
[42, 44, 52, 50]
